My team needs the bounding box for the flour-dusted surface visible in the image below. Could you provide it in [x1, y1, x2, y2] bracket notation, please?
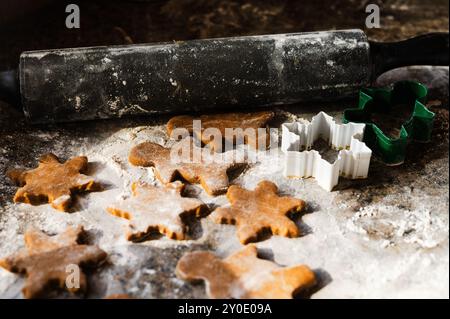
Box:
[0, 0, 448, 300]
[0, 65, 448, 298]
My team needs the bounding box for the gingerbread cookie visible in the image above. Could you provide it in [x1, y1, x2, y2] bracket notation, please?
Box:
[167, 111, 274, 151]
[129, 137, 237, 195]
[211, 180, 305, 244]
[0, 226, 107, 299]
[107, 181, 209, 241]
[7, 153, 101, 212]
[176, 245, 316, 299]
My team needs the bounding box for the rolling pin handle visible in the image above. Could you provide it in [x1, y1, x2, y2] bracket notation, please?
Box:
[370, 32, 449, 80]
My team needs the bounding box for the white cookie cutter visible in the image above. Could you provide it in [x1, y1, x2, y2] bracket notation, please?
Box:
[281, 112, 372, 191]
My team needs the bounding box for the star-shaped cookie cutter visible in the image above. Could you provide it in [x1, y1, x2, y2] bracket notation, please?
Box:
[281, 112, 372, 191]
[343, 81, 435, 165]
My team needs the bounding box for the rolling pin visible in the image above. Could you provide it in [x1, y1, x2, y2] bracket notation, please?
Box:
[0, 29, 448, 124]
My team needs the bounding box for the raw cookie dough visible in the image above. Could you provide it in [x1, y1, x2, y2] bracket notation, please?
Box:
[129, 137, 238, 195]
[167, 111, 274, 151]
[211, 180, 306, 244]
[176, 245, 316, 299]
[0, 226, 107, 298]
[107, 181, 209, 241]
[7, 153, 101, 212]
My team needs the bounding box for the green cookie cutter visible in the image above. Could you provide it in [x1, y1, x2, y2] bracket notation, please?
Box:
[343, 81, 435, 165]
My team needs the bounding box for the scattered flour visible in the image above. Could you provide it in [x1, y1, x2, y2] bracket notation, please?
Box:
[346, 204, 447, 249]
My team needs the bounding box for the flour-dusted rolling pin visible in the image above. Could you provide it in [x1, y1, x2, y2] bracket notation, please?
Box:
[0, 29, 448, 124]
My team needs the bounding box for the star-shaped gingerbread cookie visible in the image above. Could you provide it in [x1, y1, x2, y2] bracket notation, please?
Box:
[176, 245, 316, 299]
[167, 111, 274, 151]
[7, 153, 101, 212]
[211, 180, 306, 244]
[0, 226, 107, 299]
[107, 181, 209, 241]
[129, 137, 237, 195]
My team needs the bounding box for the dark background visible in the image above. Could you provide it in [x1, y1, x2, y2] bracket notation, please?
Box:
[0, 0, 448, 70]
